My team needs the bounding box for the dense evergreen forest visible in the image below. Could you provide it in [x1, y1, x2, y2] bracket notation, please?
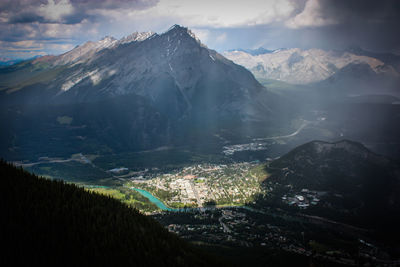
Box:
[1, 160, 218, 266]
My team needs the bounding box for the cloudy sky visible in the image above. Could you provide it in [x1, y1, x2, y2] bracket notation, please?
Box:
[1, 0, 399, 59]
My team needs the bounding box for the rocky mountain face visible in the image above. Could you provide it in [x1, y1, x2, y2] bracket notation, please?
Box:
[0, 25, 284, 159]
[1, 25, 273, 120]
[262, 140, 400, 228]
[223, 48, 400, 89]
[315, 62, 400, 95]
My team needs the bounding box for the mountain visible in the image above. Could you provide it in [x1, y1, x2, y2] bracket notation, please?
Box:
[0, 57, 40, 66]
[315, 62, 400, 95]
[1, 25, 270, 119]
[0, 25, 286, 161]
[223, 48, 400, 88]
[226, 47, 274, 56]
[346, 46, 400, 72]
[0, 58, 24, 66]
[1, 160, 217, 266]
[261, 140, 400, 229]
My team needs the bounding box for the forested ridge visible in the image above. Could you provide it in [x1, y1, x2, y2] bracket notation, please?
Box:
[1, 160, 217, 266]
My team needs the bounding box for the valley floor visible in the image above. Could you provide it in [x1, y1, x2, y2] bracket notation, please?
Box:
[126, 162, 265, 209]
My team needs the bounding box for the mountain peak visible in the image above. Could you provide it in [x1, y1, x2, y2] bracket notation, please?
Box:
[310, 140, 369, 154]
[164, 24, 192, 37]
[163, 24, 205, 47]
[100, 36, 116, 42]
[97, 36, 117, 47]
[167, 24, 186, 32]
[346, 45, 366, 55]
[271, 139, 383, 167]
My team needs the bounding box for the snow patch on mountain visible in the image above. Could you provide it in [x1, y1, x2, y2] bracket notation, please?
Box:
[54, 32, 155, 67]
[55, 37, 117, 66]
[117, 31, 155, 45]
[61, 68, 111, 91]
[61, 69, 97, 91]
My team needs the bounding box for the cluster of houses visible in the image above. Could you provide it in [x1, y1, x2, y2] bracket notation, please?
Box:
[131, 162, 261, 207]
[281, 189, 323, 209]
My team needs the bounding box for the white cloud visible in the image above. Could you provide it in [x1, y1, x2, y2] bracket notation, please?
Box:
[46, 43, 75, 52]
[191, 28, 210, 43]
[127, 0, 296, 28]
[38, 0, 74, 22]
[40, 20, 96, 39]
[285, 0, 337, 29]
[0, 40, 43, 50]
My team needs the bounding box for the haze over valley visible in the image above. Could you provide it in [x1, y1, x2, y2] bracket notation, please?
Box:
[1, 1, 400, 266]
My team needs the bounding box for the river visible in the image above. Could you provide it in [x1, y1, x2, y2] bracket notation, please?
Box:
[87, 184, 261, 213]
[132, 188, 179, 211]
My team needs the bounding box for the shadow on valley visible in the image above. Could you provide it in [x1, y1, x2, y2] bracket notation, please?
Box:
[246, 140, 400, 264]
[1, 160, 222, 266]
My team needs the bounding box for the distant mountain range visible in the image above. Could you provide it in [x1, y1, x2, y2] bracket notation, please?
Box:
[0, 25, 289, 160]
[223, 48, 400, 94]
[0, 57, 30, 66]
[226, 47, 274, 56]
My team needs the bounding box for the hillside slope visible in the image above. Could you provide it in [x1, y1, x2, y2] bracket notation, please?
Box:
[0, 25, 291, 161]
[1, 160, 217, 266]
[261, 140, 400, 229]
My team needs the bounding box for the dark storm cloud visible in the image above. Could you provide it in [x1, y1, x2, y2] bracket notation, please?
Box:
[1, 0, 159, 24]
[319, 0, 400, 21]
[0, 0, 160, 58]
[8, 10, 97, 25]
[1, 0, 400, 59]
[69, 0, 158, 10]
[192, 0, 400, 53]
[310, 0, 400, 51]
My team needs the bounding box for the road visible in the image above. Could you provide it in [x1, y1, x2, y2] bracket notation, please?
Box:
[189, 181, 205, 212]
[13, 153, 97, 169]
[255, 120, 311, 141]
[218, 214, 232, 233]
